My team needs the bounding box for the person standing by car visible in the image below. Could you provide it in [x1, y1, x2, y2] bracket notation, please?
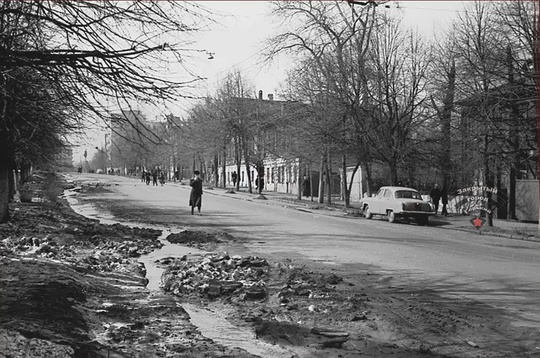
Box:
[430, 183, 441, 216]
[231, 171, 237, 188]
[189, 170, 203, 215]
[441, 185, 449, 216]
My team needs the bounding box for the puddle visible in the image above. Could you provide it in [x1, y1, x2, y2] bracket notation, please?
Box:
[138, 230, 207, 291]
[183, 303, 299, 358]
[65, 194, 124, 226]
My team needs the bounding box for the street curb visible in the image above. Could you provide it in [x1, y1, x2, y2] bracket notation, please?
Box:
[211, 187, 540, 243]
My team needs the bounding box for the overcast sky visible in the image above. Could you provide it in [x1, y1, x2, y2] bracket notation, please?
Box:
[73, 1, 468, 162]
[190, 1, 467, 100]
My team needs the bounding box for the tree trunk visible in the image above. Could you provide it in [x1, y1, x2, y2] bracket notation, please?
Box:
[235, 136, 241, 191]
[221, 148, 227, 189]
[342, 153, 350, 208]
[533, 2, 540, 234]
[347, 162, 360, 204]
[309, 165, 313, 202]
[318, 153, 325, 204]
[243, 143, 252, 194]
[506, 45, 518, 219]
[213, 153, 219, 188]
[326, 148, 332, 205]
[484, 135, 494, 227]
[363, 162, 373, 197]
[389, 160, 399, 186]
[0, 164, 10, 223]
[297, 159, 302, 200]
[441, 58, 455, 189]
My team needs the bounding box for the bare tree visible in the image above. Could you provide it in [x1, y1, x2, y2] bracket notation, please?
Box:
[265, 0, 381, 205]
[493, 1, 538, 220]
[183, 71, 261, 192]
[449, 1, 537, 225]
[215, 71, 258, 193]
[278, 58, 343, 203]
[0, 0, 210, 222]
[429, 35, 458, 190]
[364, 16, 431, 186]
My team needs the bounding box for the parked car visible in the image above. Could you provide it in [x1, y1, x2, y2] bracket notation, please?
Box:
[359, 186, 435, 225]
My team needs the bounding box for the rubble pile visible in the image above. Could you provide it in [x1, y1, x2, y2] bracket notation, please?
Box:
[0, 203, 162, 275]
[277, 266, 343, 307]
[161, 253, 269, 300]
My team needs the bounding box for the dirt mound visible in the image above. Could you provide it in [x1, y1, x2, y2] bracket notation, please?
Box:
[167, 230, 234, 245]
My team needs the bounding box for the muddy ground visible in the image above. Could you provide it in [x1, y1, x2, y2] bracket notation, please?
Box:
[0, 173, 538, 358]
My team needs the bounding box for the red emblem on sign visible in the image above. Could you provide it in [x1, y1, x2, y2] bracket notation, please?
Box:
[470, 216, 486, 229]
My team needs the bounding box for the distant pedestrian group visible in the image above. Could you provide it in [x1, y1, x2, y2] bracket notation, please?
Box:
[141, 169, 166, 186]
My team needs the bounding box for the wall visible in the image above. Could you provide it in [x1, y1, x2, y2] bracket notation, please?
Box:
[516, 180, 539, 222]
[346, 166, 364, 201]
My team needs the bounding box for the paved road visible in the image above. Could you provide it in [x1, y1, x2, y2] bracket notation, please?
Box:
[67, 173, 540, 328]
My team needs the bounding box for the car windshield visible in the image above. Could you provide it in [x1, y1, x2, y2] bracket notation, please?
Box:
[394, 190, 421, 199]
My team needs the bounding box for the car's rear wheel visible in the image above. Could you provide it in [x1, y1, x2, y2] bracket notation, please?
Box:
[364, 205, 373, 219]
[387, 211, 396, 223]
[416, 215, 429, 226]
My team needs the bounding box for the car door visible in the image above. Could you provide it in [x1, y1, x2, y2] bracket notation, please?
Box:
[382, 188, 393, 212]
[372, 189, 386, 214]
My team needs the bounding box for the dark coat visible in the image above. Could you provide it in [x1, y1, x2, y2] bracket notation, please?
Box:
[189, 178, 203, 208]
[430, 187, 441, 202]
[441, 186, 448, 205]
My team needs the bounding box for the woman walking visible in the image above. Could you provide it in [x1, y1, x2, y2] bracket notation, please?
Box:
[189, 170, 203, 215]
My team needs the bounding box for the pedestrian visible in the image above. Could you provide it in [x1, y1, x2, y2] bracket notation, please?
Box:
[145, 171, 151, 185]
[441, 185, 449, 216]
[302, 175, 310, 197]
[430, 183, 441, 216]
[231, 171, 237, 187]
[159, 171, 165, 186]
[189, 170, 203, 215]
[152, 170, 158, 186]
[256, 176, 264, 194]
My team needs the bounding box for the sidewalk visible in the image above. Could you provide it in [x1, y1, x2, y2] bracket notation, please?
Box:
[207, 186, 540, 242]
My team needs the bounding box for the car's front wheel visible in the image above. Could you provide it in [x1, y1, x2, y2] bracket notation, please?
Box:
[387, 211, 396, 223]
[364, 205, 373, 219]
